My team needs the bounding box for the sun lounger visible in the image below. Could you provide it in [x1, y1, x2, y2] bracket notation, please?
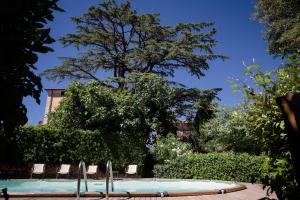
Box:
[125, 165, 137, 177]
[86, 165, 98, 179]
[56, 164, 70, 178]
[30, 163, 45, 179]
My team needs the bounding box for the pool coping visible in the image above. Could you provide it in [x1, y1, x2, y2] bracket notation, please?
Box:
[0, 179, 247, 197]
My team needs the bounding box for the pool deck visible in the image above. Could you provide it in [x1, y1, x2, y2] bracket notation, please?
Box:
[8, 183, 278, 200]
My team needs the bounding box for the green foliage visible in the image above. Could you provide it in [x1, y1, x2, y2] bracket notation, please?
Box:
[15, 126, 145, 169]
[153, 134, 191, 163]
[48, 73, 220, 138]
[48, 74, 177, 138]
[200, 106, 262, 154]
[45, 73, 221, 173]
[0, 0, 63, 163]
[261, 156, 299, 199]
[254, 0, 300, 56]
[153, 153, 266, 183]
[41, 0, 224, 150]
[231, 55, 300, 199]
[174, 87, 221, 123]
[185, 90, 220, 152]
[42, 0, 227, 85]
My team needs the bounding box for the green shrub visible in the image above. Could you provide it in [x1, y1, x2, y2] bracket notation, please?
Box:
[230, 58, 300, 198]
[153, 133, 192, 163]
[199, 106, 262, 154]
[15, 126, 146, 169]
[153, 152, 266, 182]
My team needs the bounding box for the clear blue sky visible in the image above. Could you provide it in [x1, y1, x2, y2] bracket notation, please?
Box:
[24, 0, 282, 125]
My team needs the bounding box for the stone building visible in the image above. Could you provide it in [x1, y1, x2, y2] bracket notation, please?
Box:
[43, 89, 65, 124]
[175, 121, 193, 140]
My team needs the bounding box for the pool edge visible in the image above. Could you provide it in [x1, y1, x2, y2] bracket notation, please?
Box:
[0, 183, 247, 197]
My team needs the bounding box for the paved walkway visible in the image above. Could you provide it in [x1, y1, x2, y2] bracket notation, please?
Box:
[8, 183, 278, 200]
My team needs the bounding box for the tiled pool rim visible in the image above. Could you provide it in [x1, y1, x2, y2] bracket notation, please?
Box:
[0, 178, 247, 198]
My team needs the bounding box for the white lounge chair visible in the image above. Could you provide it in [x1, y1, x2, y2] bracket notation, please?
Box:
[30, 163, 45, 179]
[125, 165, 138, 177]
[56, 164, 70, 178]
[86, 165, 98, 179]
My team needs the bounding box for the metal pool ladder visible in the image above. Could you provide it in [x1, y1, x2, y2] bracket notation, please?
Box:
[77, 160, 88, 199]
[106, 160, 114, 199]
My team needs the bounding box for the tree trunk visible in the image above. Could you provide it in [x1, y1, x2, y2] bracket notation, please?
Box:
[276, 92, 300, 193]
[117, 66, 126, 88]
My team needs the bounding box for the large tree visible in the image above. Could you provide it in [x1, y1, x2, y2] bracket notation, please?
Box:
[43, 0, 226, 86]
[0, 0, 63, 162]
[254, 0, 300, 57]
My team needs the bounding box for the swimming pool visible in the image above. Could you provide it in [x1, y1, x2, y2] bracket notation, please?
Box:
[0, 179, 246, 197]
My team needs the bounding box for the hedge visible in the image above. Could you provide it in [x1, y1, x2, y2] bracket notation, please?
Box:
[153, 153, 266, 183]
[14, 126, 146, 169]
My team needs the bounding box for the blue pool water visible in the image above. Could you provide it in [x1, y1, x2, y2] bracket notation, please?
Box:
[0, 179, 237, 193]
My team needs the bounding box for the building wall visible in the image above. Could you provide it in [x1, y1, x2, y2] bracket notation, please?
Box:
[176, 121, 193, 140]
[43, 89, 65, 124]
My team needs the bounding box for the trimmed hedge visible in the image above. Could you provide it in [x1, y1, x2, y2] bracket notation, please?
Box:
[153, 153, 266, 183]
[15, 126, 146, 169]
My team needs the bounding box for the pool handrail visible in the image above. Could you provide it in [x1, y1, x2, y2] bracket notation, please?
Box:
[106, 160, 114, 199]
[76, 160, 88, 199]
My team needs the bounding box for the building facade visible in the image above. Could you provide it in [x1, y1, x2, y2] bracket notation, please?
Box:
[43, 89, 65, 124]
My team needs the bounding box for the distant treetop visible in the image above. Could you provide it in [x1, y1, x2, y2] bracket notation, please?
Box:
[42, 0, 227, 87]
[254, 0, 300, 57]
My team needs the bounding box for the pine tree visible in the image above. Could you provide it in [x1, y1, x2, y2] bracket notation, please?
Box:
[43, 0, 227, 87]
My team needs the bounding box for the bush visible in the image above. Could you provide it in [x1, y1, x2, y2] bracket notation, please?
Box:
[199, 106, 262, 154]
[153, 152, 266, 183]
[15, 126, 146, 169]
[153, 133, 192, 163]
[230, 58, 300, 198]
